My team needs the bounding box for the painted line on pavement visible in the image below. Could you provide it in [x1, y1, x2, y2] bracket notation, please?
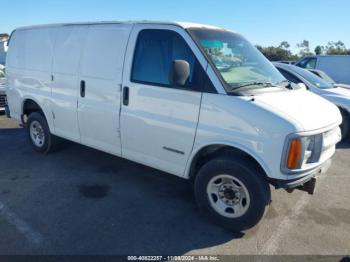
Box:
[0, 201, 43, 245]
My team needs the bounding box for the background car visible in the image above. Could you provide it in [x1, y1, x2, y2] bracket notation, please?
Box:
[308, 68, 350, 89]
[296, 55, 350, 85]
[274, 62, 350, 140]
[276, 61, 296, 65]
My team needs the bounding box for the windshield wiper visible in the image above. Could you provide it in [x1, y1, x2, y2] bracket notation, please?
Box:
[231, 82, 276, 91]
[275, 80, 293, 89]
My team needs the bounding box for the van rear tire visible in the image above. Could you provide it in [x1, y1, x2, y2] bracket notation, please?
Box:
[194, 157, 271, 231]
[27, 112, 57, 154]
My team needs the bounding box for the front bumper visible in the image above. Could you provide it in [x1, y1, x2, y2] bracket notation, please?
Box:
[271, 158, 332, 189]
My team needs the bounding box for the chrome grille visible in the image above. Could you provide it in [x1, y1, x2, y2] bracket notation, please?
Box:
[320, 126, 341, 162]
[323, 127, 341, 150]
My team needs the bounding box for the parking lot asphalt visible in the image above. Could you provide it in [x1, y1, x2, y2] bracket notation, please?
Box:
[0, 113, 350, 255]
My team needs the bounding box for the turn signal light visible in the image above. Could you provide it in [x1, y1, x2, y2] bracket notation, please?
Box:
[287, 138, 302, 169]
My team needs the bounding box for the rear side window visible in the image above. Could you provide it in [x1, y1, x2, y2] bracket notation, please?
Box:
[131, 29, 216, 92]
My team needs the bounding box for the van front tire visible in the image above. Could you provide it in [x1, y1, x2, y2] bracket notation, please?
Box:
[27, 112, 57, 154]
[340, 109, 349, 141]
[194, 157, 271, 231]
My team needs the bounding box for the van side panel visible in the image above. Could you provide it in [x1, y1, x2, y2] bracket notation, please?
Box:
[189, 93, 299, 180]
[317, 56, 350, 85]
[51, 26, 89, 142]
[6, 28, 55, 130]
[77, 24, 132, 156]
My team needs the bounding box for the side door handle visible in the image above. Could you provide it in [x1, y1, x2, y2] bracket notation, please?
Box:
[123, 86, 129, 106]
[80, 80, 85, 98]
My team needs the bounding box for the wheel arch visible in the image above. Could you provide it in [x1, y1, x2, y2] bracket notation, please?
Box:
[186, 142, 271, 181]
[338, 106, 350, 116]
[21, 98, 53, 132]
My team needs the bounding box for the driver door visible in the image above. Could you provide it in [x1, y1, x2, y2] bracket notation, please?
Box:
[120, 25, 207, 176]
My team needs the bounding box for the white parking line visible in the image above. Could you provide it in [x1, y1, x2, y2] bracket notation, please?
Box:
[260, 177, 326, 255]
[0, 201, 43, 245]
[260, 193, 310, 254]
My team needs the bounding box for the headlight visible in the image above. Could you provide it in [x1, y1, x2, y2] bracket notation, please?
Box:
[283, 134, 323, 171]
[286, 138, 302, 169]
[302, 134, 322, 165]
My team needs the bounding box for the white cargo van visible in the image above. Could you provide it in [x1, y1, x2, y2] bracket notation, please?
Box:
[5, 21, 342, 230]
[296, 55, 350, 85]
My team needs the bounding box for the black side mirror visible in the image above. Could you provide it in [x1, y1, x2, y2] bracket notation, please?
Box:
[169, 60, 190, 87]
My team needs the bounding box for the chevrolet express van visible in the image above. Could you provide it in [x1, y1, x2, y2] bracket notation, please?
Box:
[5, 21, 342, 230]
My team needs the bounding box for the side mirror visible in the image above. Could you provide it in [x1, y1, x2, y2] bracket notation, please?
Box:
[298, 83, 307, 90]
[169, 60, 190, 87]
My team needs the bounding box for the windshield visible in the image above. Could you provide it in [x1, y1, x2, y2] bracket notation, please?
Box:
[188, 28, 285, 91]
[312, 70, 335, 85]
[291, 66, 334, 89]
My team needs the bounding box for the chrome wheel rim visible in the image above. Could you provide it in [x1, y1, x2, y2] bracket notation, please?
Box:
[29, 120, 45, 147]
[206, 174, 250, 218]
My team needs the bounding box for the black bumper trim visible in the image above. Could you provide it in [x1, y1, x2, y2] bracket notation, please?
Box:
[271, 159, 332, 189]
[271, 173, 317, 189]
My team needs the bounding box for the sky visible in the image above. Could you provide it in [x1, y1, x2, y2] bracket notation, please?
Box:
[1, 0, 349, 54]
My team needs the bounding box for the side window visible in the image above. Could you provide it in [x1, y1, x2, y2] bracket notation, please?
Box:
[298, 58, 316, 69]
[131, 29, 216, 92]
[278, 68, 301, 84]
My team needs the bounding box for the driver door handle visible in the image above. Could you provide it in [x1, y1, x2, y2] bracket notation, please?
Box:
[80, 80, 86, 98]
[123, 86, 129, 106]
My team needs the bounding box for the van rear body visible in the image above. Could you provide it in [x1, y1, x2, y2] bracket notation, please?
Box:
[5, 21, 342, 230]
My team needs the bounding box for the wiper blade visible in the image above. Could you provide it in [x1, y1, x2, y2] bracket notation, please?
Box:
[231, 82, 275, 91]
[276, 80, 289, 85]
[275, 80, 293, 89]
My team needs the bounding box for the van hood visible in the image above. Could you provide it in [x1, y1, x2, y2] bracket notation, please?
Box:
[254, 89, 341, 131]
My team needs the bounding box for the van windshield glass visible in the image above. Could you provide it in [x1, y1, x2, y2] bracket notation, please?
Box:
[188, 28, 285, 91]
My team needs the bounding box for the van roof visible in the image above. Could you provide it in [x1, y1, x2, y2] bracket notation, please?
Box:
[14, 21, 227, 31]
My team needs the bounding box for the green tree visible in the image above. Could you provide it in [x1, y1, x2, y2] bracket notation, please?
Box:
[314, 45, 324, 55]
[279, 41, 290, 50]
[255, 43, 297, 61]
[297, 40, 313, 56]
[325, 41, 348, 55]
